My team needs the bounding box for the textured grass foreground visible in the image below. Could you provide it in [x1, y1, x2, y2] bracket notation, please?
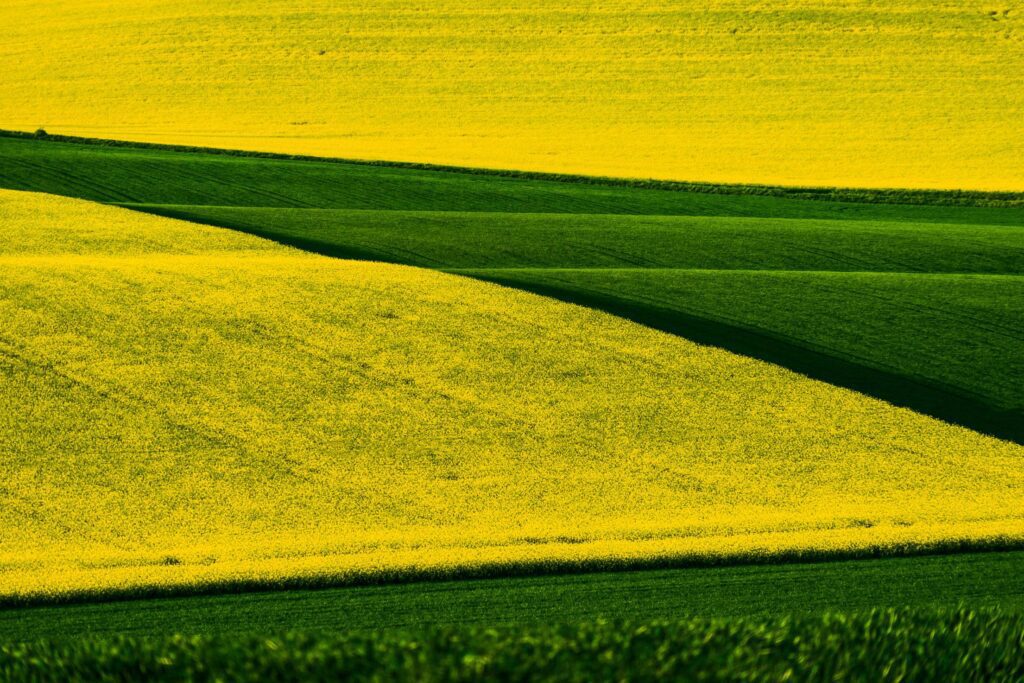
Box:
[3, 609, 1023, 682]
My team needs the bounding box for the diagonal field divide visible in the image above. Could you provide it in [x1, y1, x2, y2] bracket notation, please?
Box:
[131, 203, 1024, 446]
[1, 131, 1022, 444]
[461, 273, 1024, 445]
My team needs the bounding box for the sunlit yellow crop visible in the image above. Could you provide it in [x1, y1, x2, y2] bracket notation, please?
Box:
[1, 190, 1023, 603]
[1, 1, 1022, 190]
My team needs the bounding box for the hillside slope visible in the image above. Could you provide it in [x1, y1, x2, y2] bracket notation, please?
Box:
[1, 1, 1022, 189]
[1, 136, 1021, 442]
[1, 190, 1023, 603]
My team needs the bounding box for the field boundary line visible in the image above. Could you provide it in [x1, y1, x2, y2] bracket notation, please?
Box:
[3, 130, 1023, 208]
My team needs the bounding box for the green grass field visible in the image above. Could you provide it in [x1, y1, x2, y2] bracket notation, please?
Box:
[2, 551, 1023, 643]
[2, 133, 1023, 218]
[1, 133, 1021, 442]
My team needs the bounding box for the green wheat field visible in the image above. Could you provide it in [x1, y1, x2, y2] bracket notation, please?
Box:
[2, 2, 1024, 680]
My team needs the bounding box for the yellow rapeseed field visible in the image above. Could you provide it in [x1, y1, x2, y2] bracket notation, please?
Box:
[1, 1, 1022, 190]
[1, 189, 1023, 602]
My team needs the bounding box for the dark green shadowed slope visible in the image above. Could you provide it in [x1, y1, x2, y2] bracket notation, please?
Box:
[1, 132, 1022, 442]
[118, 208, 1024, 273]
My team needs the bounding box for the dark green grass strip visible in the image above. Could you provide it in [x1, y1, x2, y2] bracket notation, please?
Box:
[4, 134, 1024, 222]
[128, 206, 1024, 273]
[3, 609, 1024, 682]
[1, 552, 1022, 643]
[7, 129, 1024, 207]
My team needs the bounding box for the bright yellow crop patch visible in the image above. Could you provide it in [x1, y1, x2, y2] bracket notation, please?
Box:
[1, 190, 1023, 602]
[1, 1, 1022, 190]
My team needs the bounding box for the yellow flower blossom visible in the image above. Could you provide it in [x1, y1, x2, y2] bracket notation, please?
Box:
[1, 190, 1022, 602]
[1, 1, 1022, 189]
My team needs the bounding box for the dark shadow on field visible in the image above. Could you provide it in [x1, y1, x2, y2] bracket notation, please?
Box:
[131, 205, 1024, 446]
[469, 275, 1024, 446]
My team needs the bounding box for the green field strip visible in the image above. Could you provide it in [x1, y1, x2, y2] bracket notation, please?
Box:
[2, 551, 1022, 643]
[4, 131, 1024, 208]
[4, 134, 1024, 223]
[123, 206, 1024, 274]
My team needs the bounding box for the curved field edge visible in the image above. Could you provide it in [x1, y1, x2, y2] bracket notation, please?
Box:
[3, 528, 1024, 609]
[3, 609, 1024, 682]
[136, 204, 1024, 444]
[465, 272, 1024, 444]
[4, 131, 1024, 208]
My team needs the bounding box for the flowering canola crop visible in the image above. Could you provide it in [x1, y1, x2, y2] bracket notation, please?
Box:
[1, 1, 1022, 190]
[1, 190, 1023, 603]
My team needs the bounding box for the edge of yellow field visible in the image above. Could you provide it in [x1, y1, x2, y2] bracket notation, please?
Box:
[4, 519, 1024, 606]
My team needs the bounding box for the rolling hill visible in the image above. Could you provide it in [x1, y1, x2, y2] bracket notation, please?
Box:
[3, 188, 1024, 605]
[2, 134, 1021, 443]
[1, 1, 1022, 189]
